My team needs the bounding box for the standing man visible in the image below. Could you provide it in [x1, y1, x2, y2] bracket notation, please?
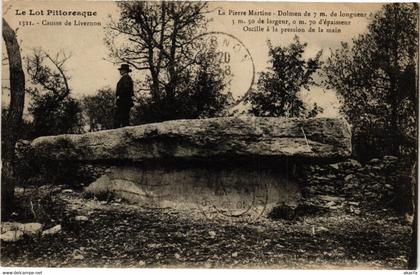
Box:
[114, 64, 134, 128]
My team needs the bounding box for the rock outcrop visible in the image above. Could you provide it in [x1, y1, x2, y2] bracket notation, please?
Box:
[84, 166, 301, 221]
[299, 155, 412, 215]
[26, 117, 351, 162]
[17, 117, 352, 221]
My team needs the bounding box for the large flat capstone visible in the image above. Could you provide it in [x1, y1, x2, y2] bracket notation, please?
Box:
[28, 117, 351, 162]
[18, 117, 351, 221]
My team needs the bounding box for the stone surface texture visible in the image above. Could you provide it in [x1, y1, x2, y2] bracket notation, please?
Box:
[84, 166, 301, 221]
[16, 117, 352, 220]
[26, 117, 351, 162]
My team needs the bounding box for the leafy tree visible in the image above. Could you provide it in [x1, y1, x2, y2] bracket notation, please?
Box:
[245, 36, 323, 118]
[2, 18, 26, 214]
[28, 94, 82, 137]
[323, 6, 418, 267]
[323, 3, 418, 161]
[131, 49, 232, 124]
[106, 2, 231, 123]
[26, 49, 83, 137]
[82, 88, 116, 131]
[1, 106, 33, 142]
[180, 54, 233, 119]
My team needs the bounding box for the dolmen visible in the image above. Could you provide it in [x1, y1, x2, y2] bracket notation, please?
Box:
[17, 117, 351, 221]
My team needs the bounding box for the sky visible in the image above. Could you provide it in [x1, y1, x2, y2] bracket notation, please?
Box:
[2, 1, 383, 117]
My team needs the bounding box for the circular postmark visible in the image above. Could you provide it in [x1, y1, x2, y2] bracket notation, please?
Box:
[194, 170, 268, 222]
[192, 31, 255, 108]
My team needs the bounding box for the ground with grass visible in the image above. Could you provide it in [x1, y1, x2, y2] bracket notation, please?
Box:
[0, 182, 411, 269]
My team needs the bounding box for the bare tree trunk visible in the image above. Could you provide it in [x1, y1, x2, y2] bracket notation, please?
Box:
[2, 18, 25, 215]
[408, 161, 417, 269]
[166, 3, 179, 100]
[408, 15, 418, 267]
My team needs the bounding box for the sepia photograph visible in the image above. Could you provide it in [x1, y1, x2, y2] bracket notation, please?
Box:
[0, 0, 418, 271]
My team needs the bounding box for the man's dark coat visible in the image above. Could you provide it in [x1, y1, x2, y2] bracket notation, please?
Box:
[114, 74, 134, 127]
[116, 74, 134, 107]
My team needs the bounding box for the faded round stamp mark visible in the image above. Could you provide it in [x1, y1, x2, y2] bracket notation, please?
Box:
[193, 31, 255, 108]
[194, 171, 269, 222]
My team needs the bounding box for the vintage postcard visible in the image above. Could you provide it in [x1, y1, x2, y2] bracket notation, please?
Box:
[1, 0, 418, 271]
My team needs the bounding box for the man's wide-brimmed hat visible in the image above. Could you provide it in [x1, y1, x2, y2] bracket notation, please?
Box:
[118, 64, 132, 72]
